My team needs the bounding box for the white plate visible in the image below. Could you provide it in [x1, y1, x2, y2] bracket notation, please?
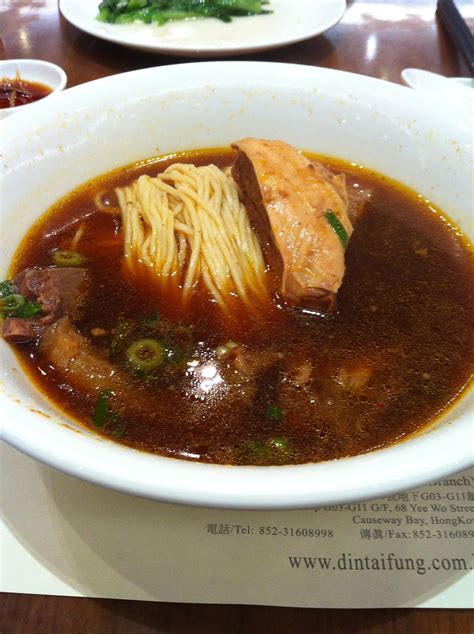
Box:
[59, 0, 346, 56]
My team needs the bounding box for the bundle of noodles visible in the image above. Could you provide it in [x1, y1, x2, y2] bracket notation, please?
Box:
[114, 163, 267, 308]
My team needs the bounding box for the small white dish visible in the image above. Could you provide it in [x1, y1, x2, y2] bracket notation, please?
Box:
[0, 59, 67, 120]
[59, 0, 346, 57]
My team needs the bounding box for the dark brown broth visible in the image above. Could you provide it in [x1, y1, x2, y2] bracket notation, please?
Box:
[10, 149, 474, 465]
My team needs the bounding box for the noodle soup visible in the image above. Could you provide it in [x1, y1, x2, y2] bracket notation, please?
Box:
[3, 147, 474, 465]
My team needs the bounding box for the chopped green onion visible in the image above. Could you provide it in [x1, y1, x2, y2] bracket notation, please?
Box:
[0, 294, 25, 315]
[0, 292, 42, 319]
[0, 280, 16, 298]
[268, 437, 289, 451]
[16, 301, 42, 318]
[52, 249, 85, 267]
[126, 338, 166, 372]
[246, 437, 290, 464]
[325, 209, 349, 250]
[92, 388, 123, 434]
[93, 388, 113, 428]
[266, 405, 283, 421]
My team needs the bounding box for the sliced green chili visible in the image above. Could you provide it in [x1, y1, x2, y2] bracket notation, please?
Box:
[325, 209, 349, 250]
[126, 338, 166, 372]
[0, 294, 25, 315]
[52, 249, 85, 267]
[93, 388, 113, 428]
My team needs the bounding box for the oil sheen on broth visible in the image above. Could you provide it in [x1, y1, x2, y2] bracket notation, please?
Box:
[8, 149, 474, 465]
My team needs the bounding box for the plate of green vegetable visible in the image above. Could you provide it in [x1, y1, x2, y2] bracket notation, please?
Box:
[59, 0, 346, 56]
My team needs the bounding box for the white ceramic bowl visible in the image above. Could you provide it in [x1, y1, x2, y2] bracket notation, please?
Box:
[0, 59, 67, 120]
[1, 62, 472, 509]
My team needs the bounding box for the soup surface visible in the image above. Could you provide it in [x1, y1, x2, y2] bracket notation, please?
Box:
[8, 149, 474, 465]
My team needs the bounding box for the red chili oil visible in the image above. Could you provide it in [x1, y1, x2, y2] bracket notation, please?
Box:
[0, 77, 52, 109]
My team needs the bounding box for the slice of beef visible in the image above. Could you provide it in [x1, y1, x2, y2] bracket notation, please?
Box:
[231, 138, 353, 312]
[39, 317, 175, 420]
[2, 317, 36, 343]
[2, 267, 87, 343]
[14, 267, 87, 324]
[40, 317, 128, 395]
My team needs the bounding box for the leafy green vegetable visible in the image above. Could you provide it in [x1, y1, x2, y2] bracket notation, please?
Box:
[97, 0, 271, 25]
[325, 209, 349, 250]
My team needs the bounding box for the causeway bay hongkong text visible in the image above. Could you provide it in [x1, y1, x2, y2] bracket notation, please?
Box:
[204, 473, 474, 578]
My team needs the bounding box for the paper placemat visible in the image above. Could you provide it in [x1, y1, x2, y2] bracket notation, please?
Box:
[1, 443, 473, 608]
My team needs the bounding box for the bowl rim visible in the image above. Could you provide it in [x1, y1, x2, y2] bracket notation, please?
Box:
[1, 61, 473, 509]
[3, 397, 472, 509]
